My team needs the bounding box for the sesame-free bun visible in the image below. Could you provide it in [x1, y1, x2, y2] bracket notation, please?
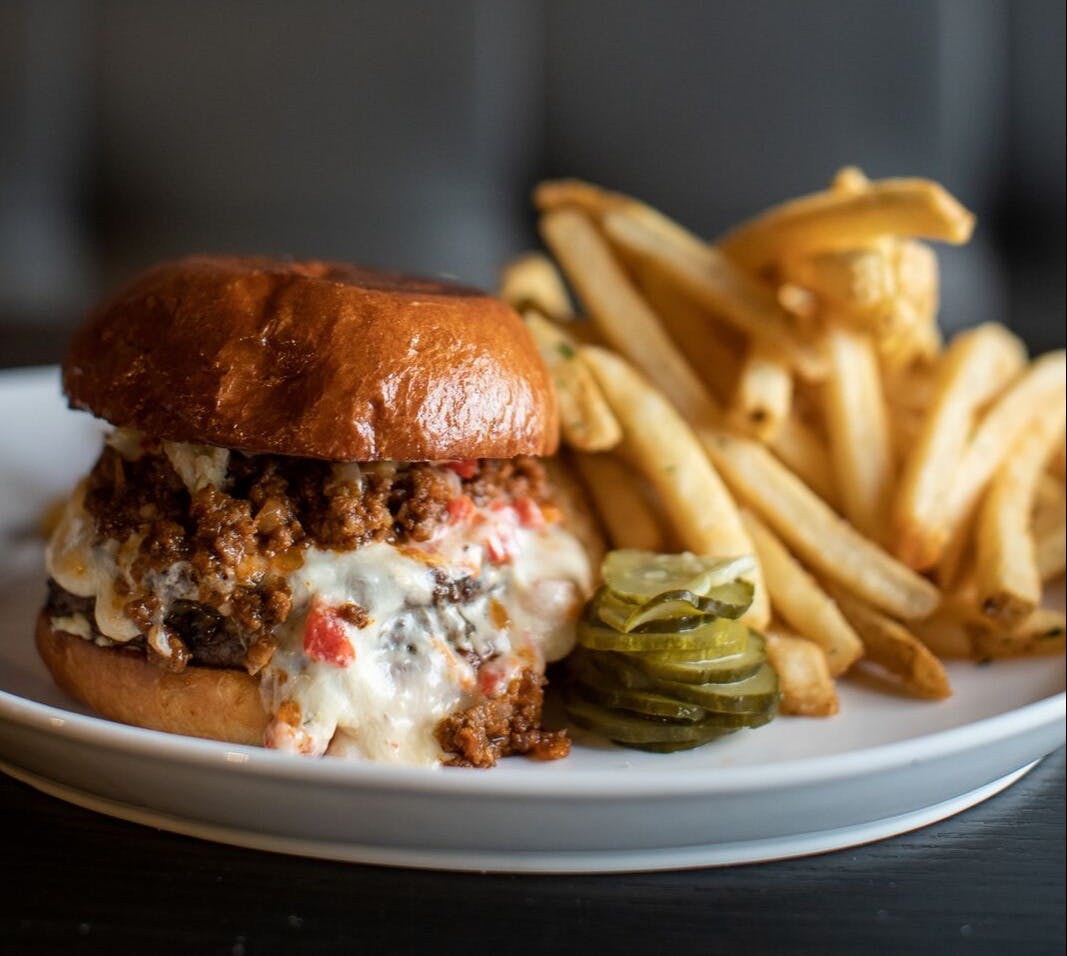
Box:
[63, 256, 558, 461]
[36, 613, 269, 745]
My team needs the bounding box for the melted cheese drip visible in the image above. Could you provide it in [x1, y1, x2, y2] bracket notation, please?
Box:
[45, 444, 594, 767]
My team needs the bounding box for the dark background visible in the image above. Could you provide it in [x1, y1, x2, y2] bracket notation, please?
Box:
[1, 2, 1064, 953]
[1, 0, 1064, 363]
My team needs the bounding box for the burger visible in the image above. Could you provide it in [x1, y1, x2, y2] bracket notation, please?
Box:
[40, 256, 596, 767]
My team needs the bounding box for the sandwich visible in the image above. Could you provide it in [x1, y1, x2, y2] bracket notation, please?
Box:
[40, 256, 595, 767]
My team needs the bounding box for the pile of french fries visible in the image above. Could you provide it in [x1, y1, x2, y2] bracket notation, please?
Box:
[501, 169, 1066, 717]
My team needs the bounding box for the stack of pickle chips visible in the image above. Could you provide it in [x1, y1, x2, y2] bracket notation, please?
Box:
[564, 550, 780, 752]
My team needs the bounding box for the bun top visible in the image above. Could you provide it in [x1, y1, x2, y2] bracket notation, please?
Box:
[64, 256, 558, 461]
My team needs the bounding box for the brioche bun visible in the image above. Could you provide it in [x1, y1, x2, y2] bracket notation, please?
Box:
[36, 613, 268, 745]
[63, 256, 558, 461]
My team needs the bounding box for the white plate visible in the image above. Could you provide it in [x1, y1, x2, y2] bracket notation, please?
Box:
[1, 367, 1064, 873]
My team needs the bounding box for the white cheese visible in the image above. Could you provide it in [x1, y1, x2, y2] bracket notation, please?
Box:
[45, 452, 594, 767]
[163, 441, 230, 492]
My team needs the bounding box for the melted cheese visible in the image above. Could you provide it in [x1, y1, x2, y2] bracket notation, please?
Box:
[44, 446, 594, 767]
[261, 511, 591, 765]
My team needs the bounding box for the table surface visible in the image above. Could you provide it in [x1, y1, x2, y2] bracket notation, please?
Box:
[2, 747, 1063, 955]
[0, 346, 1063, 955]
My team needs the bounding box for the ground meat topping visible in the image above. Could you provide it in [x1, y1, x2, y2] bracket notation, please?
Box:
[435, 669, 571, 768]
[75, 442, 554, 676]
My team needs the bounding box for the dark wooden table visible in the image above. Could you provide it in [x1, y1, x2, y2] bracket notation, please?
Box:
[1, 748, 1063, 954]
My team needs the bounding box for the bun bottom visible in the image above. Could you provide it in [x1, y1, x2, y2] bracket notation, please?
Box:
[35, 612, 268, 745]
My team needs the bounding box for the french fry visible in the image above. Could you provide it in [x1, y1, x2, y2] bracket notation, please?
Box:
[831, 588, 952, 699]
[910, 604, 975, 659]
[913, 596, 1067, 660]
[718, 177, 976, 274]
[742, 510, 863, 675]
[701, 428, 941, 620]
[970, 608, 1067, 659]
[500, 252, 574, 321]
[600, 209, 827, 381]
[893, 323, 1029, 569]
[830, 165, 870, 195]
[542, 454, 607, 573]
[1033, 475, 1066, 582]
[1051, 435, 1066, 480]
[765, 413, 839, 506]
[580, 345, 770, 628]
[534, 178, 710, 261]
[523, 311, 622, 452]
[729, 344, 793, 441]
[1035, 521, 1066, 582]
[540, 208, 718, 423]
[781, 244, 896, 324]
[764, 628, 839, 717]
[974, 406, 1066, 626]
[623, 246, 745, 404]
[822, 324, 895, 541]
[943, 349, 1067, 557]
[573, 452, 665, 553]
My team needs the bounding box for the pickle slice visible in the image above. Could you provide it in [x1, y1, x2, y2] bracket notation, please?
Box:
[601, 551, 756, 604]
[655, 663, 780, 714]
[576, 609, 750, 654]
[569, 661, 710, 722]
[633, 632, 767, 684]
[593, 580, 754, 632]
[564, 690, 729, 745]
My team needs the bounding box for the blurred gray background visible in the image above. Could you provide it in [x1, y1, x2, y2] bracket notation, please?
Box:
[1, 0, 1064, 366]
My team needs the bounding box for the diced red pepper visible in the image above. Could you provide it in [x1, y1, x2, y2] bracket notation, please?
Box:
[303, 604, 355, 667]
[478, 665, 507, 697]
[485, 530, 515, 563]
[513, 496, 545, 529]
[447, 494, 475, 522]
[442, 459, 479, 479]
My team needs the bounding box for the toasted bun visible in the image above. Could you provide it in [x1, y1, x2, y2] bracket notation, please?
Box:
[36, 613, 268, 745]
[64, 256, 558, 461]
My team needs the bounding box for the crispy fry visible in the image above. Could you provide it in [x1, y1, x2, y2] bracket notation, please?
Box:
[534, 178, 710, 261]
[600, 209, 827, 381]
[1051, 435, 1066, 480]
[785, 240, 940, 352]
[764, 628, 839, 717]
[910, 604, 975, 659]
[831, 588, 952, 699]
[540, 208, 718, 423]
[542, 454, 606, 573]
[974, 406, 1066, 625]
[1035, 521, 1066, 582]
[701, 428, 941, 620]
[523, 311, 622, 452]
[580, 345, 769, 627]
[830, 166, 870, 195]
[970, 608, 1067, 659]
[718, 177, 975, 274]
[943, 349, 1067, 556]
[729, 345, 793, 441]
[822, 324, 894, 541]
[742, 510, 863, 675]
[765, 413, 839, 506]
[1033, 475, 1066, 582]
[893, 323, 1029, 569]
[573, 452, 665, 553]
[500, 252, 574, 321]
[623, 246, 745, 404]
[914, 594, 1067, 660]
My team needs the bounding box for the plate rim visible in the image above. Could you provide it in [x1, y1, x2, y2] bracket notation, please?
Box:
[2, 685, 1062, 797]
